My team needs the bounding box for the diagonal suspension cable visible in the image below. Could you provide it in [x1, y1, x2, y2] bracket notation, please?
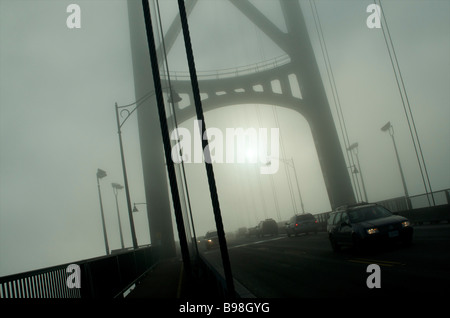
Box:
[309, 0, 362, 203]
[375, 0, 434, 206]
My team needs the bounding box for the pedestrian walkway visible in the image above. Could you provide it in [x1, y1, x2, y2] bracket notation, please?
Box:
[125, 257, 225, 299]
[126, 258, 186, 298]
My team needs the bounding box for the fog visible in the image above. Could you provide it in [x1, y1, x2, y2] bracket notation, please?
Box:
[0, 0, 449, 276]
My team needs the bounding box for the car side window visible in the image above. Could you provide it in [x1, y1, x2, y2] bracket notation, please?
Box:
[341, 212, 349, 224]
[334, 212, 342, 225]
[327, 213, 335, 225]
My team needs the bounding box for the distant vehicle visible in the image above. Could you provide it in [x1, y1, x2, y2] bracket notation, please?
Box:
[236, 227, 248, 237]
[327, 203, 413, 252]
[247, 226, 259, 237]
[204, 231, 219, 250]
[285, 213, 319, 236]
[257, 219, 278, 237]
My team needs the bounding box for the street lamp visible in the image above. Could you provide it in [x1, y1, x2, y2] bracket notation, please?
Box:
[96, 169, 109, 255]
[347, 142, 368, 202]
[132, 202, 146, 212]
[381, 121, 411, 210]
[114, 88, 180, 250]
[112, 183, 125, 249]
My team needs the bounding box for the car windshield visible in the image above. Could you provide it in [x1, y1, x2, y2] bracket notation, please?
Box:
[205, 231, 218, 238]
[348, 206, 393, 223]
[297, 214, 314, 221]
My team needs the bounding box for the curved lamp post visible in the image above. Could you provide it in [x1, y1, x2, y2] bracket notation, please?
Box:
[381, 121, 411, 210]
[132, 202, 146, 212]
[114, 89, 181, 249]
[347, 142, 368, 202]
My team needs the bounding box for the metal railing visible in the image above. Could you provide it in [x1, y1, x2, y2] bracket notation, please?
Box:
[376, 188, 450, 212]
[161, 54, 291, 81]
[0, 245, 157, 299]
[313, 188, 450, 230]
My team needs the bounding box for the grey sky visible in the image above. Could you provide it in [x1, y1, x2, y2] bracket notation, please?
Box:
[0, 0, 449, 276]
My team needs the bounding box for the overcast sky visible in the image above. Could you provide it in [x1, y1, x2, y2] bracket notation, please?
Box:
[0, 0, 449, 276]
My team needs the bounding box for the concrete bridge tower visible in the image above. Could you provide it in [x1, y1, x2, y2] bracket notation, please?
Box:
[126, 0, 356, 257]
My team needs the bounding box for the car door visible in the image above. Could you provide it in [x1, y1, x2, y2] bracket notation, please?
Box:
[338, 212, 353, 244]
[331, 212, 342, 239]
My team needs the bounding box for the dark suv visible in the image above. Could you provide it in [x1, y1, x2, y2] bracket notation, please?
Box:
[257, 219, 279, 237]
[285, 213, 319, 237]
[327, 203, 413, 251]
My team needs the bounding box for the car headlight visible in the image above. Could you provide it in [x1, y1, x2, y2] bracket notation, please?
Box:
[401, 221, 410, 228]
[366, 228, 379, 235]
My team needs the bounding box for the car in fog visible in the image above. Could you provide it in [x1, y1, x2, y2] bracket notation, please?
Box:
[285, 213, 319, 236]
[204, 231, 219, 250]
[247, 226, 259, 237]
[327, 203, 413, 251]
[236, 227, 248, 238]
[257, 219, 278, 237]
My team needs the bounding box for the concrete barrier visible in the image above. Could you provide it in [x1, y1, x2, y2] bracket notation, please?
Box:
[395, 204, 450, 225]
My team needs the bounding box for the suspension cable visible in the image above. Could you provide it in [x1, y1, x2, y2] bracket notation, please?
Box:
[309, 0, 362, 203]
[154, 0, 199, 254]
[177, 0, 235, 297]
[375, 0, 434, 205]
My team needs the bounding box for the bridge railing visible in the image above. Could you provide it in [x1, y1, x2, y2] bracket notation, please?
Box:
[161, 54, 291, 81]
[314, 188, 450, 230]
[377, 188, 450, 212]
[0, 245, 156, 299]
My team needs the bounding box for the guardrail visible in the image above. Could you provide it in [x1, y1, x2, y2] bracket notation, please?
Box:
[396, 204, 450, 225]
[376, 188, 450, 212]
[0, 245, 157, 299]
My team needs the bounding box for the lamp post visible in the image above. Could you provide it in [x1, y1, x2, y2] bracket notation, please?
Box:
[115, 103, 138, 249]
[114, 89, 180, 250]
[132, 202, 146, 212]
[347, 142, 368, 202]
[381, 121, 411, 209]
[112, 183, 125, 249]
[96, 169, 109, 255]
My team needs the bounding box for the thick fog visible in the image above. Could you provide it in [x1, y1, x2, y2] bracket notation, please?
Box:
[0, 0, 449, 276]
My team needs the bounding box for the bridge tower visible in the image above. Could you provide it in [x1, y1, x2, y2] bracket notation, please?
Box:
[127, 0, 355, 257]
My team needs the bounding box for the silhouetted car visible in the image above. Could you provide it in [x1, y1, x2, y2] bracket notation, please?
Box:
[247, 226, 259, 237]
[257, 219, 278, 237]
[327, 203, 413, 251]
[285, 213, 319, 236]
[204, 231, 219, 250]
[236, 227, 248, 237]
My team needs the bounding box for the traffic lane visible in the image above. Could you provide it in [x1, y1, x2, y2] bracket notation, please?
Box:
[203, 233, 369, 297]
[201, 226, 450, 298]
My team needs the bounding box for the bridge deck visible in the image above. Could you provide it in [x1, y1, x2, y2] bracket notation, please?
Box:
[125, 258, 216, 299]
